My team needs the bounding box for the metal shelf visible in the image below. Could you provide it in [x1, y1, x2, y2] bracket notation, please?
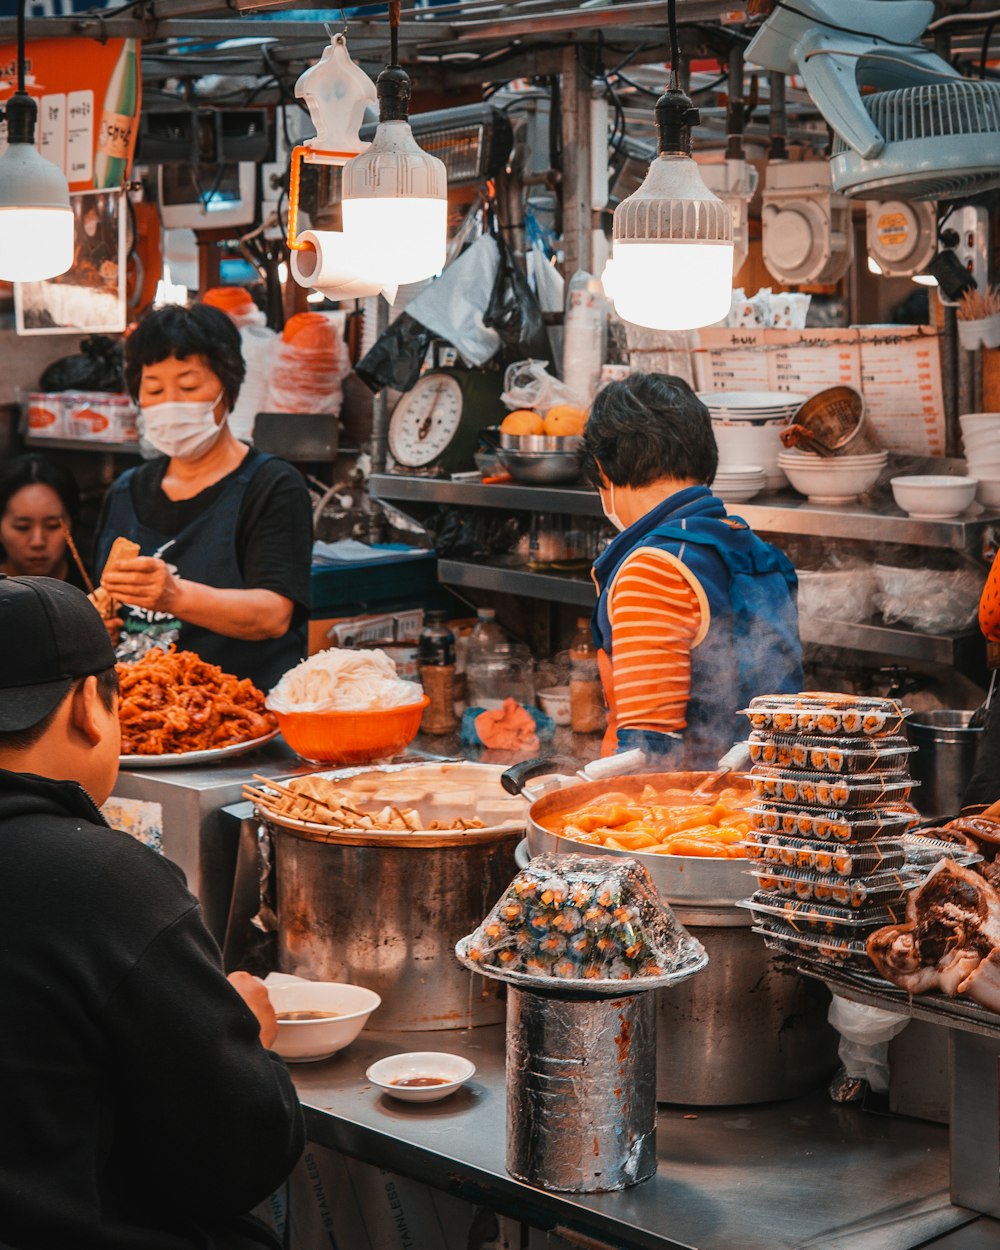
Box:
[371, 474, 1000, 552]
[370, 474, 603, 516]
[24, 434, 140, 455]
[798, 617, 985, 669]
[436, 560, 596, 607]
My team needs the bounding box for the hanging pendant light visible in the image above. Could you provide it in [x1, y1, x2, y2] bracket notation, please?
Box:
[0, 0, 74, 283]
[605, 0, 734, 330]
[340, 0, 447, 286]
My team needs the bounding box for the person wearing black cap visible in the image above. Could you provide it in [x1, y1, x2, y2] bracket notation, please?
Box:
[0, 575, 304, 1249]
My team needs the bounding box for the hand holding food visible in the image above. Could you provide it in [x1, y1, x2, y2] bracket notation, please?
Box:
[89, 536, 140, 620]
[102, 554, 180, 614]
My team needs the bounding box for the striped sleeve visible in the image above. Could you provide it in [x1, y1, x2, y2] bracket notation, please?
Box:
[607, 546, 706, 735]
[980, 551, 1000, 641]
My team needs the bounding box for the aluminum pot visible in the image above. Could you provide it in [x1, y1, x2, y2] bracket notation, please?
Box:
[264, 763, 522, 1031]
[507, 759, 838, 1103]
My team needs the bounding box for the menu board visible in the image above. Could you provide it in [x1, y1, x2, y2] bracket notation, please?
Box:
[693, 326, 944, 455]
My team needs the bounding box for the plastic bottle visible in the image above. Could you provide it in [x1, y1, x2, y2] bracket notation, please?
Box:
[561, 270, 606, 408]
[94, 39, 140, 189]
[418, 610, 458, 735]
[466, 608, 506, 668]
[569, 616, 605, 734]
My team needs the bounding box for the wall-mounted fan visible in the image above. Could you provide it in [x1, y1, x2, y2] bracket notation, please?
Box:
[746, 0, 1000, 200]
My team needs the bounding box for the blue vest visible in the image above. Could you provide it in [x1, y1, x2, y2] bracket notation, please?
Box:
[96, 454, 305, 692]
[592, 486, 803, 767]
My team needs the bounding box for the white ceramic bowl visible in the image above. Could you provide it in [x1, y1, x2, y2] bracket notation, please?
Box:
[890, 475, 978, 519]
[537, 685, 571, 726]
[270, 981, 381, 1063]
[961, 430, 1000, 456]
[777, 453, 886, 502]
[959, 412, 1000, 434]
[965, 454, 1000, 475]
[713, 422, 788, 489]
[366, 1051, 476, 1102]
[976, 476, 1000, 508]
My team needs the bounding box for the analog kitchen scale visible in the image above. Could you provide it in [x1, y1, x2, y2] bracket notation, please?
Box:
[387, 367, 506, 475]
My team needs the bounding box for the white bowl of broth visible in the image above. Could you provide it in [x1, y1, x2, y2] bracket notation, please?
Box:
[269, 981, 381, 1062]
[366, 1052, 476, 1102]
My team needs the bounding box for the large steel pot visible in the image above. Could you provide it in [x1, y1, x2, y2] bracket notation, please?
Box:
[263, 763, 522, 1031]
[508, 761, 838, 1103]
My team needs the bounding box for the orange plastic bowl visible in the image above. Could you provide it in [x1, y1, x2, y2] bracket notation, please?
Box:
[273, 696, 430, 765]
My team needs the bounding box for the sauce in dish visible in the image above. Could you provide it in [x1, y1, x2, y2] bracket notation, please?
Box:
[277, 1010, 342, 1022]
[390, 1076, 450, 1088]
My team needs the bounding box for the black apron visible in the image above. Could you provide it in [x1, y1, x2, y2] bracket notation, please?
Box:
[96, 454, 305, 692]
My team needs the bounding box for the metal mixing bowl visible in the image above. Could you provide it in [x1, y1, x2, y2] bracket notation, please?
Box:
[496, 447, 583, 484]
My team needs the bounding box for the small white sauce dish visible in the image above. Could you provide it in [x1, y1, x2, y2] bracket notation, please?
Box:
[366, 1051, 476, 1102]
[268, 980, 381, 1063]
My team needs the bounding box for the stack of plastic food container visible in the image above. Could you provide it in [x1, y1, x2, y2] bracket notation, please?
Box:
[738, 693, 919, 968]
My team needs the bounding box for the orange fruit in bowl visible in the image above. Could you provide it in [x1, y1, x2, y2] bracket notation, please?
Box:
[543, 404, 588, 436]
[501, 409, 545, 436]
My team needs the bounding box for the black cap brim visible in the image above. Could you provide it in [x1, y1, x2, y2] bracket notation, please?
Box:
[0, 676, 74, 733]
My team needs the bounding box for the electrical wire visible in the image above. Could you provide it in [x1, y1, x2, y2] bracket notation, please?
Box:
[801, 47, 970, 79]
[16, 0, 25, 93]
[667, 0, 679, 90]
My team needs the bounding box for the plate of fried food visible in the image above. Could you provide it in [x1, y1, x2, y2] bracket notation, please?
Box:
[117, 646, 279, 767]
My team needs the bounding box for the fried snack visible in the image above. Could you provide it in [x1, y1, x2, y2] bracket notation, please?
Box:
[117, 646, 276, 756]
[244, 773, 486, 832]
[89, 536, 141, 620]
[540, 782, 751, 858]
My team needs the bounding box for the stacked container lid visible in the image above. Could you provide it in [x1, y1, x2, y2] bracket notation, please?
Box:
[738, 693, 918, 967]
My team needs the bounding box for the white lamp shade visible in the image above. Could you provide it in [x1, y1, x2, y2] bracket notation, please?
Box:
[611, 152, 734, 331]
[342, 120, 448, 285]
[0, 142, 74, 282]
[341, 197, 447, 285]
[608, 240, 735, 330]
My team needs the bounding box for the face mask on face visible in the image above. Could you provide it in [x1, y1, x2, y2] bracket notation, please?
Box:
[601, 482, 626, 532]
[139, 393, 226, 460]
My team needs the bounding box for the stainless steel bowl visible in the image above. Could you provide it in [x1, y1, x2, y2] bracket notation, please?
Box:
[496, 447, 583, 484]
[500, 431, 584, 452]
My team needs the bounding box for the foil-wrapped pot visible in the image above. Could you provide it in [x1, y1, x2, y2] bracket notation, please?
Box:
[455, 852, 707, 996]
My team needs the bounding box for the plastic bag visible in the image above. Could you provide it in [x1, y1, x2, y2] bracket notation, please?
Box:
[266, 312, 348, 415]
[483, 234, 553, 368]
[874, 564, 983, 634]
[355, 313, 434, 393]
[38, 335, 124, 393]
[828, 994, 909, 1094]
[401, 235, 502, 368]
[796, 562, 878, 625]
[499, 360, 580, 414]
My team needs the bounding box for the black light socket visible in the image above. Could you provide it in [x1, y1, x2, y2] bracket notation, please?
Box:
[4, 91, 36, 146]
[377, 64, 411, 124]
[655, 87, 700, 157]
[924, 249, 978, 302]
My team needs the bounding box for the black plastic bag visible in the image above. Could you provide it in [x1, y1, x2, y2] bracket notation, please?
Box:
[38, 334, 125, 393]
[483, 235, 554, 368]
[427, 507, 524, 560]
[355, 313, 434, 393]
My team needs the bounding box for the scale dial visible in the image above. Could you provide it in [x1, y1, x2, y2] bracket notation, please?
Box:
[388, 373, 465, 468]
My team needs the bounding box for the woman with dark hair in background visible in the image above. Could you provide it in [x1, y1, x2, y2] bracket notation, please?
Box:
[94, 302, 312, 692]
[582, 372, 804, 768]
[0, 454, 86, 586]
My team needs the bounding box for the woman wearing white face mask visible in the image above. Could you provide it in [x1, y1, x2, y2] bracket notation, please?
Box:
[582, 373, 803, 767]
[94, 303, 312, 692]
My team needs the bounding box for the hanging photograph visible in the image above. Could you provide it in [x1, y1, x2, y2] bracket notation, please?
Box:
[14, 187, 127, 335]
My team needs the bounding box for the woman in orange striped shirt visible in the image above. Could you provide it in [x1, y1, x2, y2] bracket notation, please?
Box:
[962, 552, 1000, 805]
[583, 373, 803, 767]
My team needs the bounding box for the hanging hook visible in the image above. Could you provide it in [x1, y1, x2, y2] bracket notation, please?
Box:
[323, 8, 348, 39]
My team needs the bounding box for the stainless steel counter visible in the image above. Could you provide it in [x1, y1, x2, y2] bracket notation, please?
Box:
[291, 1024, 991, 1250]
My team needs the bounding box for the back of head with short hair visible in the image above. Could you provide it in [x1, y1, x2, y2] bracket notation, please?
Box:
[582, 372, 718, 489]
[124, 303, 246, 408]
[0, 666, 118, 754]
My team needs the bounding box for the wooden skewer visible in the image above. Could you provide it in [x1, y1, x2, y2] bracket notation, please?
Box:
[59, 519, 96, 595]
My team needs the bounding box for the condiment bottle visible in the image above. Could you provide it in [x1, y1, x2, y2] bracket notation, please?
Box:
[418, 610, 458, 735]
[569, 617, 605, 734]
[467, 607, 506, 668]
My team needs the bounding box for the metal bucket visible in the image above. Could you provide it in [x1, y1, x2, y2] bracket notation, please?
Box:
[658, 905, 838, 1105]
[505, 986, 657, 1192]
[271, 823, 519, 1031]
[906, 710, 985, 820]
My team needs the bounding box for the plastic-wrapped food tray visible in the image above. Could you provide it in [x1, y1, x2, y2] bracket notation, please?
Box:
[744, 831, 907, 877]
[750, 803, 919, 842]
[750, 767, 915, 810]
[743, 693, 908, 738]
[740, 890, 905, 937]
[901, 833, 983, 869]
[752, 867, 908, 909]
[747, 731, 913, 775]
[753, 920, 872, 967]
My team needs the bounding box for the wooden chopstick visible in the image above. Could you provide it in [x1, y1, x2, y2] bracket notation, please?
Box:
[59, 519, 96, 595]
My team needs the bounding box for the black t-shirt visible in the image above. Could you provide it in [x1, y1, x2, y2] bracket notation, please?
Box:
[96, 449, 313, 626]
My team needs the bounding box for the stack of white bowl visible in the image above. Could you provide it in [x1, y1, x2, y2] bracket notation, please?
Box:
[776, 448, 889, 504]
[699, 391, 808, 490]
[960, 413, 1000, 507]
[714, 464, 767, 503]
